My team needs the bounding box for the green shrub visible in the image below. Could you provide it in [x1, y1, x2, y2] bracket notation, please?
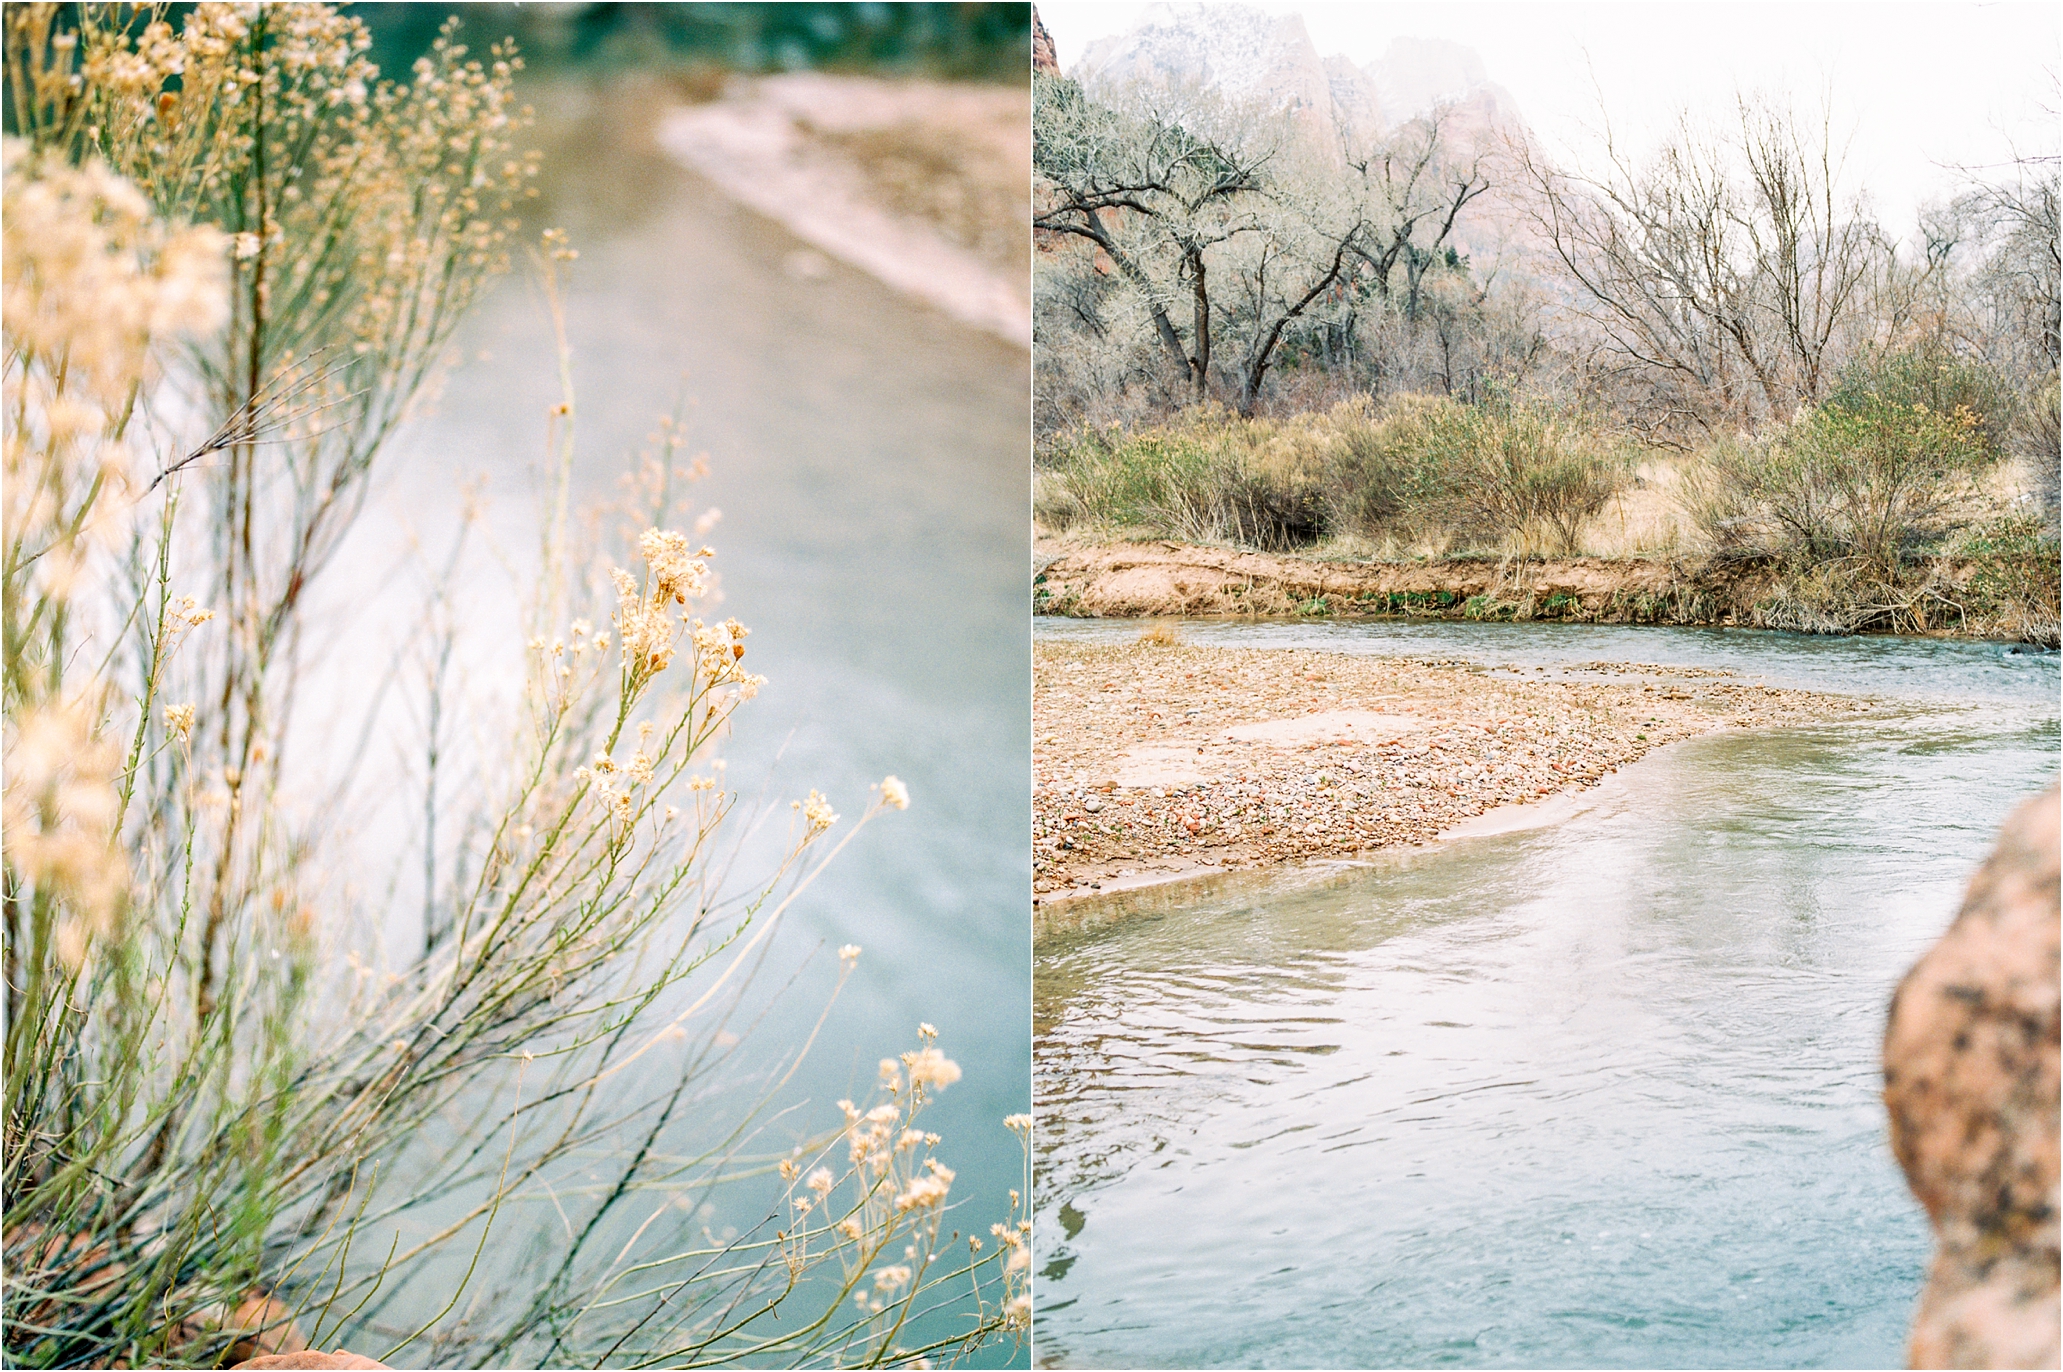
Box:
[1826, 347, 2016, 459]
[1040, 408, 1328, 549]
[1686, 394, 1994, 570]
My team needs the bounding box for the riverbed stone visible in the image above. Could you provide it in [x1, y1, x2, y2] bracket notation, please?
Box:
[229, 1353, 388, 1370]
[1883, 782, 2060, 1369]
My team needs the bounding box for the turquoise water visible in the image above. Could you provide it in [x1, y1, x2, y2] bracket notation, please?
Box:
[1032, 620, 2057, 1368]
[303, 87, 1029, 1362]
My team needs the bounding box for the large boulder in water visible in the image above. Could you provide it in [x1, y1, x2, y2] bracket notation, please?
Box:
[1884, 782, 2059, 1368]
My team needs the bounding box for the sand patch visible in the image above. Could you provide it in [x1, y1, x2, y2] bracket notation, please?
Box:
[1110, 746, 1226, 789]
[1032, 641, 1876, 898]
[1435, 790, 1585, 841]
[1222, 711, 1426, 747]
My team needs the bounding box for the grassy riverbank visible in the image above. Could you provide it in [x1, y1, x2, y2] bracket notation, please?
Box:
[1035, 534, 2062, 646]
[1032, 637, 1876, 905]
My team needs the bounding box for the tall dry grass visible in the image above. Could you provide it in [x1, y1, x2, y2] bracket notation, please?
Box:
[1037, 395, 1637, 556]
[1036, 360, 2055, 641]
[2, 5, 1026, 1366]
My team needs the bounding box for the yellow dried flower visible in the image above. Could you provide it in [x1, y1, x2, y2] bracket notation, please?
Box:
[892, 1162, 953, 1212]
[794, 789, 837, 835]
[902, 1047, 961, 1091]
[171, 595, 215, 627]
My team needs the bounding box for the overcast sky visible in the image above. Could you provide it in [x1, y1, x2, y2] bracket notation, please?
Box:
[1039, 2, 2060, 230]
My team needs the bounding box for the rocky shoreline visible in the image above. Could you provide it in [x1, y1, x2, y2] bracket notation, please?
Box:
[1033, 637, 1877, 906]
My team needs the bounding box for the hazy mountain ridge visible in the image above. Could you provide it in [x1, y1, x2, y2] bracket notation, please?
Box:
[1076, 3, 1339, 150]
[1070, 3, 1523, 155]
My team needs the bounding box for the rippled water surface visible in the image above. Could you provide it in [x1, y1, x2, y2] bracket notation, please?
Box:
[1033, 621, 2057, 1369]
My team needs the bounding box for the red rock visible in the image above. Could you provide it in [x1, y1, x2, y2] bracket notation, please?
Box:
[1032, 8, 1060, 77]
[229, 1352, 389, 1370]
[224, 1293, 308, 1363]
[1884, 783, 2060, 1369]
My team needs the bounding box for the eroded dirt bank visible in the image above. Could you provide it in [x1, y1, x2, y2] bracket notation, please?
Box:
[1033, 538, 2057, 642]
[1032, 639, 1875, 905]
[1036, 540, 1736, 622]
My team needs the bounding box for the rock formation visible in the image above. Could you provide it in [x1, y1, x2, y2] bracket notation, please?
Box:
[1322, 53, 1384, 151]
[1883, 782, 2060, 1368]
[1066, 4, 1523, 162]
[230, 1353, 389, 1371]
[1074, 3, 1353, 158]
[1032, 6, 1058, 77]
[1364, 36, 1519, 132]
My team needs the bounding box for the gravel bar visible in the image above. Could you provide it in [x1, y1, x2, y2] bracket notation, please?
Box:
[1032, 638, 1876, 902]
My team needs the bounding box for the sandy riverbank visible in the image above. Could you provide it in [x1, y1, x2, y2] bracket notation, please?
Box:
[657, 73, 1030, 346]
[1033, 637, 1876, 904]
[1034, 538, 1735, 623]
[1033, 537, 2061, 645]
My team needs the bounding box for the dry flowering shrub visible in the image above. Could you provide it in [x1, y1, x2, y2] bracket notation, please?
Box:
[1, 139, 226, 1024]
[543, 1028, 1031, 1366]
[7, 4, 537, 902]
[2, 125, 256, 1369]
[1, 140, 228, 655]
[2, 10, 1023, 1366]
[752, 1029, 1030, 1364]
[1, 702, 129, 968]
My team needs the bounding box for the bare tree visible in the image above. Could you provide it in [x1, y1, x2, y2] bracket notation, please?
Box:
[1517, 97, 1890, 441]
[1034, 75, 1533, 419]
[1034, 75, 1268, 397]
[1219, 222, 1363, 413]
[1954, 141, 2061, 383]
[1346, 106, 1493, 324]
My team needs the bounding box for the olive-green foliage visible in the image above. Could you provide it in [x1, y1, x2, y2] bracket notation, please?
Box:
[1682, 349, 2054, 639]
[1686, 384, 1996, 571]
[1335, 396, 1634, 554]
[1824, 347, 2017, 458]
[1040, 397, 1635, 555]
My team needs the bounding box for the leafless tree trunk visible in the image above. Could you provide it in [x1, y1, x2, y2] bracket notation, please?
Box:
[1234, 232, 1359, 415]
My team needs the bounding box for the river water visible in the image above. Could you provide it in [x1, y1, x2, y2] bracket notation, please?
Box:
[1031, 618, 2058, 1369]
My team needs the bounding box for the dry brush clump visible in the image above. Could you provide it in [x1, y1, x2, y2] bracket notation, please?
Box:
[2, 4, 1025, 1367]
[1035, 406, 1329, 550]
[1037, 395, 1636, 557]
[1678, 349, 2059, 640]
